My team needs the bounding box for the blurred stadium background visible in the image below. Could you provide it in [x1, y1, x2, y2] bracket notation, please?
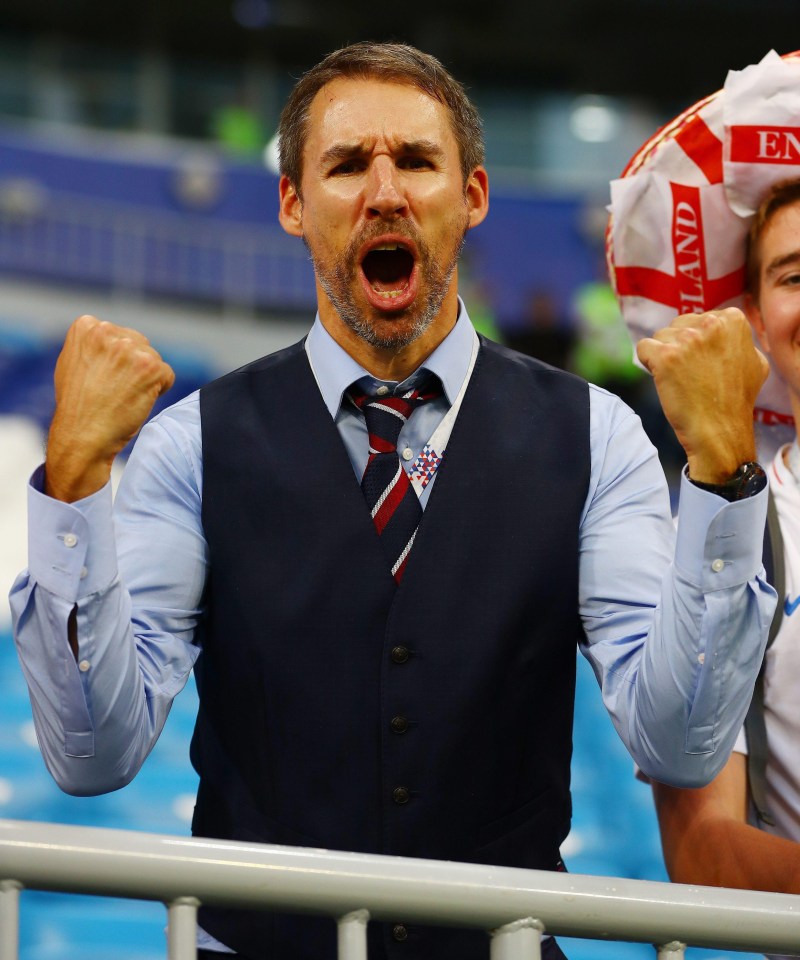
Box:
[0, 2, 791, 957]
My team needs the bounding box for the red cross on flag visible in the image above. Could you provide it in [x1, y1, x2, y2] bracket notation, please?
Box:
[611, 178, 747, 345]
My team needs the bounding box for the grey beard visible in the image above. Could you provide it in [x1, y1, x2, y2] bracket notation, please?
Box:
[317, 258, 458, 350]
[307, 224, 467, 350]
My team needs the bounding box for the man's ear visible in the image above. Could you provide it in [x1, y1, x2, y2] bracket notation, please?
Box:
[278, 175, 303, 237]
[465, 166, 489, 230]
[744, 292, 771, 354]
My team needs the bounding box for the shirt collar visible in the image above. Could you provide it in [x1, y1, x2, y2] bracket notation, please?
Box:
[305, 298, 478, 418]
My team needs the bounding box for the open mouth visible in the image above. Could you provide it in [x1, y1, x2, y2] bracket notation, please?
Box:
[361, 243, 416, 300]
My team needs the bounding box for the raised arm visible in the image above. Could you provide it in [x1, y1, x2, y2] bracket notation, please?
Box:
[45, 314, 175, 503]
[580, 306, 775, 788]
[9, 316, 206, 797]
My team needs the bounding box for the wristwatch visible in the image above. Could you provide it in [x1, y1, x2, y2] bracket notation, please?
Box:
[688, 461, 767, 502]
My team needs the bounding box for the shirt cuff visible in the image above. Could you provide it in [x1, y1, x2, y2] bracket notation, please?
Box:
[27, 465, 118, 601]
[674, 466, 768, 588]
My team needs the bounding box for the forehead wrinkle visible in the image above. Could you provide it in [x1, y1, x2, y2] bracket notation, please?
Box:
[319, 137, 447, 167]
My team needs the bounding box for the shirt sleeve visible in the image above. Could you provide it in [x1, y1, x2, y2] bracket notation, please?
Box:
[8, 395, 205, 796]
[580, 387, 776, 788]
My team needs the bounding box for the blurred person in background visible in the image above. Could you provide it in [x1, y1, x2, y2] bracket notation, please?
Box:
[502, 287, 575, 370]
[571, 276, 644, 409]
[571, 275, 684, 484]
[455, 248, 503, 341]
[10, 41, 774, 960]
[211, 90, 267, 159]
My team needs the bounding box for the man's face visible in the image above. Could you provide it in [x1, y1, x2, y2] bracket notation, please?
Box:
[279, 78, 488, 353]
[747, 201, 800, 406]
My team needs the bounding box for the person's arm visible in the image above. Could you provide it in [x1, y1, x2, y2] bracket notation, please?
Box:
[10, 402, 206, 795]
[9, 316, 204, 796]
[580, 307, 776, 787]
[652, 753, 800, 893]
[579, 402, 773, 786]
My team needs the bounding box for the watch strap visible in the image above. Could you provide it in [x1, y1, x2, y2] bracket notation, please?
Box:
[688, 461, 767, 502]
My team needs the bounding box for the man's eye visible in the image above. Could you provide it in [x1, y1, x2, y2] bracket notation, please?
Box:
[330, 161, 362, 175]
[782, 273, 800, 286]
[401, 157, 433, 170]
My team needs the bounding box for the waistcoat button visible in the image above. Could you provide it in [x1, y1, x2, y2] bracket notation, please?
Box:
[390, 645, 409, 664]
[392, 924, 408, 942]
[390, 715, 409, 734]
[393, 786, 410, 805]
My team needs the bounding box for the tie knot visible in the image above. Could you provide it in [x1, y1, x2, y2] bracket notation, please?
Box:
[351, 379, 440, 452]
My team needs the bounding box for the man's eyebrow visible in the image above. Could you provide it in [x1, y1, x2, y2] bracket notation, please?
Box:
[319, 142, 369, 166]
[319, 139, 446, 166]
[765, 250, 800, 277]
[397, 139, 446, 158]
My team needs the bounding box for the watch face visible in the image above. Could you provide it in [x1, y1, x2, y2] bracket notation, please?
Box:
[736, 462, 767, 500]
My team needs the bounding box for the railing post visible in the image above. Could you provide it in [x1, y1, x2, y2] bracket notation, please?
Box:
[337, 908, 370, 960]
[0, 881, 21, 960]
[656, 941, 687, 960]
[490, 917, 544, 960]
[167, 896, 200, 960]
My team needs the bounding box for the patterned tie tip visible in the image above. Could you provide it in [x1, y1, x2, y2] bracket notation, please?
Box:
[351, 380, 440, 583]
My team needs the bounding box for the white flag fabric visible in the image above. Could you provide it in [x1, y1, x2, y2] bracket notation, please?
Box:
[724, 51, 800, 217]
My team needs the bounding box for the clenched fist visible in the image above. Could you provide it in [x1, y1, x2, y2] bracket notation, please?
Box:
[45, 315, 175, 502]
[636, 308, 769, 484]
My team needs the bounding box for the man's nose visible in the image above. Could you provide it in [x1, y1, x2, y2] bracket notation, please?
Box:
[365, 157, 408, 218]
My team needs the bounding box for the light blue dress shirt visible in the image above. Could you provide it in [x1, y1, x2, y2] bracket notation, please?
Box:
[10, 303, 775, 807]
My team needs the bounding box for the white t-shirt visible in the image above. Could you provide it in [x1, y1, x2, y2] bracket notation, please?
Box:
[735, 444, 800, 841]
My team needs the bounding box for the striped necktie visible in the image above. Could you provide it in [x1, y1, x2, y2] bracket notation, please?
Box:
[351, 380, 440, 583]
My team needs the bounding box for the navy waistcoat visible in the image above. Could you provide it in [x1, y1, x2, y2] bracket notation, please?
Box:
[195, 336, 590, 960]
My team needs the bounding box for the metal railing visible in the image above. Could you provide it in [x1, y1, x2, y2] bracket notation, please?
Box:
[0, 818, 799, 959]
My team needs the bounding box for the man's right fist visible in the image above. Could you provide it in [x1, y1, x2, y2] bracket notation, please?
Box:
[45, 315, 175, 502]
